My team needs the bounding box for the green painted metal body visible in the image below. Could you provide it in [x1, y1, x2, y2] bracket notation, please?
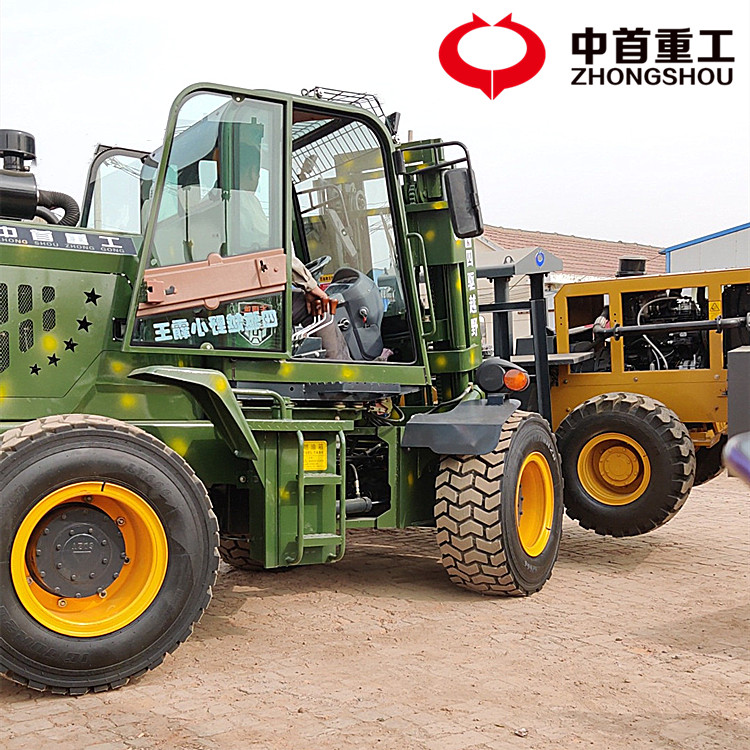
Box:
[0, 83, 486, 569]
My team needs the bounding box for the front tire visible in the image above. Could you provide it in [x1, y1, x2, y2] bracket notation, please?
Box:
[556, 393, 695, 537]
[0, 415, 219, 694]
[435, 411, 563, 596]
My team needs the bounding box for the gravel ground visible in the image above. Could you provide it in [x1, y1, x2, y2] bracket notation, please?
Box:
[1, 472, 748, 750]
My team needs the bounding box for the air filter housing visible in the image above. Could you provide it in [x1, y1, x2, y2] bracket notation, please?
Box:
[616, 256, 647, 277]
[0, 129, 38, 220]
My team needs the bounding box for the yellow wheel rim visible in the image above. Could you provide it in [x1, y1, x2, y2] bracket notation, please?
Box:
[577, 432, 651, 506]
[515, 452, 555, 557]
[10, 481, 168, 638]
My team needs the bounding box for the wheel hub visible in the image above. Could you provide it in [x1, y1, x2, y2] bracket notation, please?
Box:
[577, 432, 652, 506]
[599, 445, 640, 486]
[27, 503, 125, 598]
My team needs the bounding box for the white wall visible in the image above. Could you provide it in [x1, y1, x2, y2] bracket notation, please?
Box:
[670, 228, 750, 272]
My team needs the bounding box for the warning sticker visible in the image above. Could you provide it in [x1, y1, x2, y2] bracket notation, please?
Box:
[303, 441, 327, 472]
[709, 301, 722, 317]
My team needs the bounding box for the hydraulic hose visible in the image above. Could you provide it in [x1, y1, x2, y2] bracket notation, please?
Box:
[37, 189, 80, 226]
[34, 206, 60, 224]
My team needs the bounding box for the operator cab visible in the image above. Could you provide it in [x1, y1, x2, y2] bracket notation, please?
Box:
[117, 89, 415, 365]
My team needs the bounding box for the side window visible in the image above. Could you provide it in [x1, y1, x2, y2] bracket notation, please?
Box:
[292, 112, 404, 313]
[83, 152, 143, 234]
[290, 109, 414, 363]
[131, 93, 287, 353]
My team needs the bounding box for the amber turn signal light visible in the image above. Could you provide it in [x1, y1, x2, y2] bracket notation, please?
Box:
[503, 368, 530, 391]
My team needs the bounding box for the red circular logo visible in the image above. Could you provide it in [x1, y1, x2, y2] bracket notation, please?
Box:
[439, 14, 546, 99]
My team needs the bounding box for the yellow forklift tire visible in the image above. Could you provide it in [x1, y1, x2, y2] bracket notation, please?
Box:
[557, 393, 695, 537]
[435, 411, 563, 596]
[0, 414, 219, 694]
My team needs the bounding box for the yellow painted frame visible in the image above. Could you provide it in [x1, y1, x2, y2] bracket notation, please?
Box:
[551, 268, 749, 431]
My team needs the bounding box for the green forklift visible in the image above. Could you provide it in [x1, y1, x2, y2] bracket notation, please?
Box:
[0, 83, 562, 693]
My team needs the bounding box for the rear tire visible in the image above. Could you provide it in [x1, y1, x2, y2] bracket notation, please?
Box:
[557, 393, 695, 537]
[219, 536, 262, 571]
[0, 414, 219, 694]
[694, 436, 726, 486]
[435, 411, 563, 596]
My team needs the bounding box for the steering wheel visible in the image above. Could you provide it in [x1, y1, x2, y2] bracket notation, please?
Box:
[305, 255, 332, 279]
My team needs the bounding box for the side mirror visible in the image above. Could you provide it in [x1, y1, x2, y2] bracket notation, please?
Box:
[385, 111, 401, 136]
[444, 167, 483, 238]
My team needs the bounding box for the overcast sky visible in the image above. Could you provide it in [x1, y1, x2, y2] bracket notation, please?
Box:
[1, 0, 747, 248]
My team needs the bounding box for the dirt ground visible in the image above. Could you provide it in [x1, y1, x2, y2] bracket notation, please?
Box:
[1, 472, 748, 750]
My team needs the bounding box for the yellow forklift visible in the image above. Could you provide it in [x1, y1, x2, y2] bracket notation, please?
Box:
[481, 254, 749, 536]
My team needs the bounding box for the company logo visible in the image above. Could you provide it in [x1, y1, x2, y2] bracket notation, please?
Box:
[571, 27, 734, 87]
[439, 13, 546, 99]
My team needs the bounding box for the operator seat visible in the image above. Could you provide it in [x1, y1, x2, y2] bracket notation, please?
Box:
[326, 267, 384, 360]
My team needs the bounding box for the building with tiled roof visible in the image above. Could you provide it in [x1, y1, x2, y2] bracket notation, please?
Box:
[475, 225, 664, 352]
[480, 225, 664, 277]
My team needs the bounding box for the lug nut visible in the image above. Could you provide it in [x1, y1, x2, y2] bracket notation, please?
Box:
[101, 539, 107, 546]
[102, 558, 108, 565]
[116, 517, 126, 526]
[71, 574, 77, 581]
[83, 495, 92, 502]
[123, 557, 130, 565]
[98, 590, 107, 598]
[36, 548, 42, 555]
[56, 563, 62, 569]
[43, 528, 49, 535]
[56, 544, 62, 551]
[113, 572, 119, 579]
[57, 599, 67, 608]
[89, 572, 96, 579]
[61, 514, 67, 521]
[39, 571, 46, 578]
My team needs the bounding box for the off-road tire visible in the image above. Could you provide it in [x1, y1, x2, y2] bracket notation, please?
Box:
[0, 414, 219, 694]
[556, 393, 695, 537]
[435, 411, 563, 597]
[219, 536, 262, 571]
[694, 436, 727, 486]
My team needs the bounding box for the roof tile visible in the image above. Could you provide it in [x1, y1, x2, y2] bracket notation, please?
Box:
[481, 225, 664, 276]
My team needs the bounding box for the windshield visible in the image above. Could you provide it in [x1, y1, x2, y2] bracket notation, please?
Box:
[141, 93, 284, 267]
[131, 92, 286, 353]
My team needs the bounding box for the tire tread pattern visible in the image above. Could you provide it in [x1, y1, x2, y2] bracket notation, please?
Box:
[557, 392, 695, 536]
[218, 536, 263, 571]
[434, 411, 552, 597]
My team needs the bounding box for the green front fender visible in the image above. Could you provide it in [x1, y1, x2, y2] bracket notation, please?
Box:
[129, 366, 260, 460]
